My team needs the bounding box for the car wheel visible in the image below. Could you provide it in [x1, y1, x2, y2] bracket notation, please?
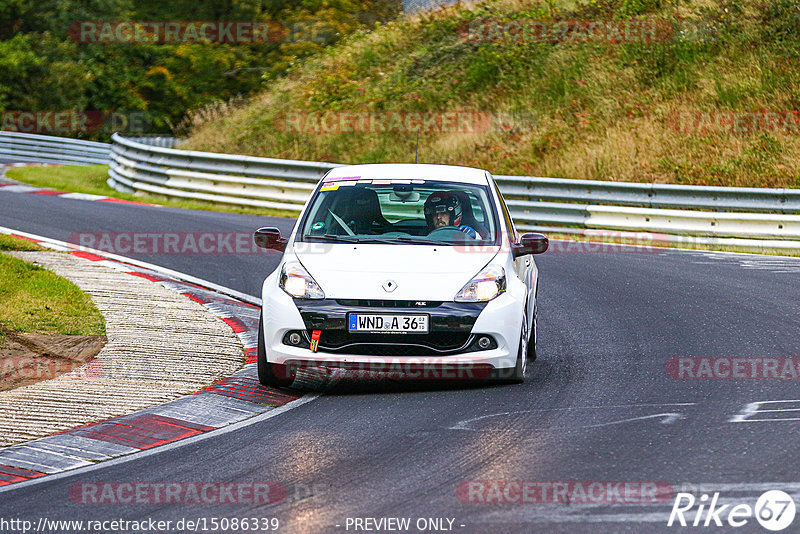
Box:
[489, 325, 526, 384]
[257, 312, 295, 388]
[526, 313, 537, 361]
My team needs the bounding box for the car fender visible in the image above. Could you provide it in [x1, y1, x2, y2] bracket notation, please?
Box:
[261, 264, 307, 363]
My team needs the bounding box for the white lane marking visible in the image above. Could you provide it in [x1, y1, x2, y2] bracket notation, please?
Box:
[449, 412, 512, 431]
[580, 413, 685, 428]
[684, 252, 800, 273]
[0, 394, 319, 494]
[57, 192, 107, 201]
[0, 185, 41, 193]
[0, 447, 94, 472]
[447, 403, 697, 431]
[730, 399, 800, 422]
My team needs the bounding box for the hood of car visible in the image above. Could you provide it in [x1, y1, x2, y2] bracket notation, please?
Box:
[293, 243, 500, 300]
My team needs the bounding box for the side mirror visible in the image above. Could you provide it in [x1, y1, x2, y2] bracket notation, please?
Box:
[512, 233, 548, 257]
[254, 227, 287, 252]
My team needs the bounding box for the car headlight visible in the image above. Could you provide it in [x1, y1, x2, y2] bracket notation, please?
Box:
[455, 265, 506, 302]
[279, 261, 325, 299]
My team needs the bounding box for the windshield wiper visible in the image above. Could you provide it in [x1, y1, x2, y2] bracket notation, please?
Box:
[302, 234, 360, 243]
[303, 234, 457, 246]
[369, 236, 453, 246]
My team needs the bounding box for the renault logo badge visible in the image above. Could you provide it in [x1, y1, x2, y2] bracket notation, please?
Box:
[382, 280, 397, 292]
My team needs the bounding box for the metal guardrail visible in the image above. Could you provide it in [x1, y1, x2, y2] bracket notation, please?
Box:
[4, 132, 799, 251]
[106, 134, 800, 249]
[497, 177, 800, 240]
[495, 175, 800, 213]
[0, 131, 111, 165]
[108, 133, 339, 211]
[122, 135, 182, 148]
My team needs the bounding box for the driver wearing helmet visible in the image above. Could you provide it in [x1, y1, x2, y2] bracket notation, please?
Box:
[423, 191, 481, 239]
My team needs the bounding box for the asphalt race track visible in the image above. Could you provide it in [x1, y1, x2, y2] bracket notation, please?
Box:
[1, 189, 799, 533]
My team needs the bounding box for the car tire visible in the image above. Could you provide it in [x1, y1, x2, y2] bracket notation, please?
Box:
[489, 326, 526, 384]
[526, 313, 537, 361]
[257, 312, 295, 388]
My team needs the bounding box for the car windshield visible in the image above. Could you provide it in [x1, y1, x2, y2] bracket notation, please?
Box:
[298, 179, 498, 245]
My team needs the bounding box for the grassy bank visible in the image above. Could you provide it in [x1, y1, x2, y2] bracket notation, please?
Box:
[0, 236, 105, 336]
[0, 234, 46, 252]
[182, 0, 800, 189]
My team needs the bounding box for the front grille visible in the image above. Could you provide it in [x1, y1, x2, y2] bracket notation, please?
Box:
[337, 344, 464, 356]
[292, 299, 489, 357]
[321, 331, 470, 350]
[335, 299, 442, 308]
[316, 331, 472, 356]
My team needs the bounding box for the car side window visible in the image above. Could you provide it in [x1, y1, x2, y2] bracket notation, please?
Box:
[469, 192, 487, 225]
[491, 177, 518, 243]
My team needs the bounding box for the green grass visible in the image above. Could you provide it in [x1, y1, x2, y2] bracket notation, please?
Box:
[0, 252, 105, 336]
[181, 0, 800, 189]
[0, 234, 46, 252]
[5, 165, 300, 218]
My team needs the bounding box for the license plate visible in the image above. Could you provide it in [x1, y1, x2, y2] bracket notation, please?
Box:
[348, 313, 429, 333]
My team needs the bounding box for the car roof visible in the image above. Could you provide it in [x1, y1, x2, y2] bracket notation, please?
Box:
[323, 163, 490, 185]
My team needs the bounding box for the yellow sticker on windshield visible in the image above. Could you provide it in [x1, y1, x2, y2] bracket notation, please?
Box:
[320, 184, 340, 191]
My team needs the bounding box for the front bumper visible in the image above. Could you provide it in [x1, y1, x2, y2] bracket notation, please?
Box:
[261, 283, 525, 372]
[293, 299, 488, 355]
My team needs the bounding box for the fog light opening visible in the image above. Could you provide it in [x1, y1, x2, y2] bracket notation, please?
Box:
[478, 336, 492, 350]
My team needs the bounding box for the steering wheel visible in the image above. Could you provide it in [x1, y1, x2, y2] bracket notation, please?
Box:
[381, 232, 414, 238]
[427, 226, 476, 240]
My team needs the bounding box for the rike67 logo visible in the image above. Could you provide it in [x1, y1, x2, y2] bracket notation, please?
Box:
[668, 490, 796, 530]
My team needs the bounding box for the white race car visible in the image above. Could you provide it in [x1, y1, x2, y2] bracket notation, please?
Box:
[254, 163, 548, 386]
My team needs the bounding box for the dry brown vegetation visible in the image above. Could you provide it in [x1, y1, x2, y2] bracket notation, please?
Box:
[182, 0, 800, 188]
